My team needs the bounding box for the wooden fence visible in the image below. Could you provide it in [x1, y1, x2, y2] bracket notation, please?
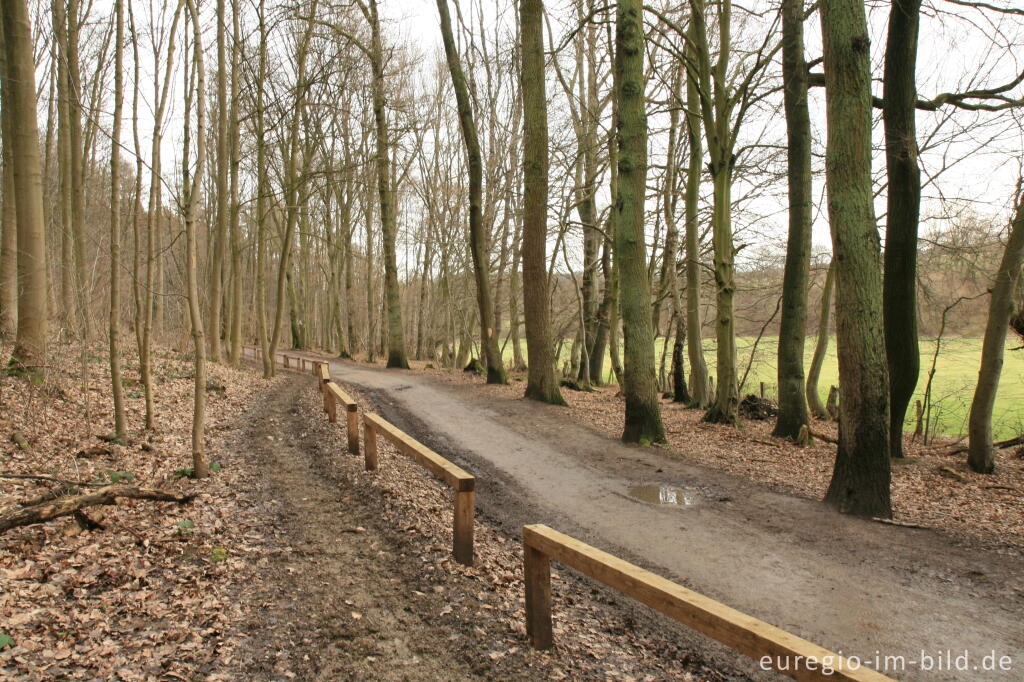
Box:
[363, 411, 475, 567]
[326, 382, 360, 455]
[240, 346, 891, 679]
[522, 524, 893, 682]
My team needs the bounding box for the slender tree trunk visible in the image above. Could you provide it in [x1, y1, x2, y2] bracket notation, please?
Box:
[967, 187, 1024, 474]
[819, 0, 892, 518]
[519, 0, 564, 405]
[254, 0, 271, 378]
[226, 0, 242, 366]
[183, 0, 210, 479]
[67, 0, 90, 340]
[663, 68, 689, 404]
[53, 0, 74, 328]
[882, 0, 923, 460]
[207, 0, 230, 362]
[684, 14, 711, 408]
[2, 0, 49, 375]
[108, 0, 126, 442]
[807, 260, 835, 419]
[436, 0, 506, 384]
[615, 0, 665, 443]
[690, 0, 739, 424]
[773, 0, 813, 438]
[363, 0, 408, 369]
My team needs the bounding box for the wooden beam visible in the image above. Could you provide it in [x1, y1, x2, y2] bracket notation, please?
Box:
[326, 386, 338, 423]
[325, 382, 359, 454]
[454, 490, 475, 565]
[362, 412, 474, 492]
[364, 418, 378, 470]
[521, 525, 893, 682]
[361, 411, 476, 566]
[327, 382, 357, 412]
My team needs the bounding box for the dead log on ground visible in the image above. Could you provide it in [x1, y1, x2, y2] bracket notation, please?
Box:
[0, 485, 195, 533]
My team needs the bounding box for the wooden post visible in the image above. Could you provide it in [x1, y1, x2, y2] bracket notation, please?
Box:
[524, 542, 553, 649]
[284, 355, 290, 368]
[453, 490, 475, 566]
[327, 389, 337, 423]
[364, 420, 378, 470]
[760, 381, 766, 399]
[347, 409, 360, 456]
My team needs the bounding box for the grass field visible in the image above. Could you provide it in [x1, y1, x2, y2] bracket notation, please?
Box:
[502, 335, 1024, 440]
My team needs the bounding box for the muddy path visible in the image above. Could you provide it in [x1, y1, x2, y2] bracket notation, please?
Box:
[321, 360, 1024, 681]
[222, 372, 737, 681]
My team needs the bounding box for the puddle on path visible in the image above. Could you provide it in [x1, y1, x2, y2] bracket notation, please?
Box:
[628, 484, 701, 506]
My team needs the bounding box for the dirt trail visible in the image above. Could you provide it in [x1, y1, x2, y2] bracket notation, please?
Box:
[224, 373, 732, 681]
[324, 360, 1023, 681]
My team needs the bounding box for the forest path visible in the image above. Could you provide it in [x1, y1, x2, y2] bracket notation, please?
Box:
[323, 359, 1023, 681]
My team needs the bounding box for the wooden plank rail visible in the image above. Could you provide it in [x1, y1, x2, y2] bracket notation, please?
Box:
[522, 525, 893, 682]
[326, 382, 360, 455]
[362, 411, 475, 566]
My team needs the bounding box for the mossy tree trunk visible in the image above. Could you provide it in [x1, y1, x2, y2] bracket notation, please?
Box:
[882, 0, 923, 460]
[967, 186, 1024, 474]
[614, 0, 665, 443]
[806, 260, 835, 419]
[689, 0, 740, 424]
[819, 0, 892, 518]
[683, 38, 711, 407]
[773, 0, 813, 439]
[436, 0, 506, 384]
[519, 0, 565, 405]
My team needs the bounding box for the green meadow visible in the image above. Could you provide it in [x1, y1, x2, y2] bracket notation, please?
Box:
[503, 336, 1024, 440]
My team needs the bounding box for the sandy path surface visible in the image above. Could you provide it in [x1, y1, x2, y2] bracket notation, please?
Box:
[326, 360, 1023, 681]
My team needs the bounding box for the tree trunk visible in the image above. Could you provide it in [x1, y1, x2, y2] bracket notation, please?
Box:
[2, 0, 48, 376]
[615, 0, 665, 444]
[881, 0, 923, 460]
[519, 0, 564, 405]
[226, 0, 242, 366]
[108, 0, 126, 442]
[0, 19, 16, 339]
[819, 0, 892, 518]
[207, 0, 230, 363]
[183, 0, 210, 479]
[436, 0, 506, 384]
[967, 186, 1024, 474]
[806, 260, 835, 419]
[67, 0, 90, 340]
[683, 56, 710, 407]
[364, 0, 408, 369]
[773, 0, 813, 439]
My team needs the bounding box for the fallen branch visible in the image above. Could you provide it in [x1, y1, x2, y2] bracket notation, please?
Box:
[0, 485, 196, 534]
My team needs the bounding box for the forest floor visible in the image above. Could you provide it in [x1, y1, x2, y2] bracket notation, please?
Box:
[313, 355, 1023, 682]
[0, 342, 739, 680]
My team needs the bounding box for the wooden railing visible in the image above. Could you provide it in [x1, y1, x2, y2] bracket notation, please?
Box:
[326, 382, 360, 455]
[363, 411, 475, 566]
[240, 347, 887, 679]
[522, 524, 893, 682]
